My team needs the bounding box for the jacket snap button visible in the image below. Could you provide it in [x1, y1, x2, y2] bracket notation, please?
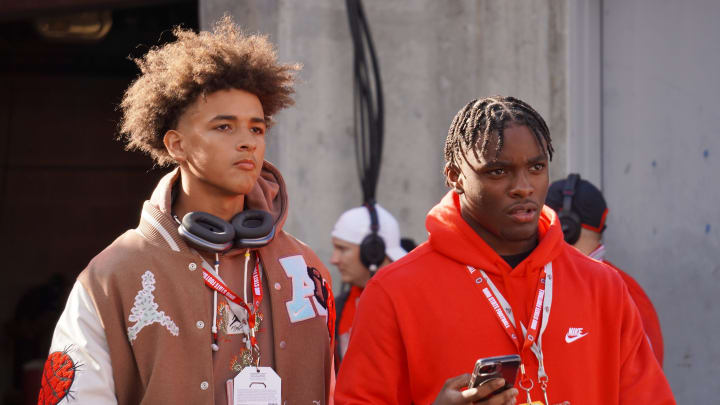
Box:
[189, 262, 197, 271]
[200, 381, 209, 390]
[274, 282, 281, 290]
[279, 340, 286, 349]
[196, 321, 205, 329]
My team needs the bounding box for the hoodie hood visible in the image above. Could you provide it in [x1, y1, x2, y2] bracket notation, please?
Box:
[244, 160, 289, 233]
[426, 191, 564, 277]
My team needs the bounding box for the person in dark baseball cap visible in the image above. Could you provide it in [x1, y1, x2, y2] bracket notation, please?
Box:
[545, 173, 608, 248]
[546, 173, 664, 366]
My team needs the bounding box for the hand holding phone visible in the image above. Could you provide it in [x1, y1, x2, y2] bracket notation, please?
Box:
[431, 373, 517, 405]
[468, 354, 521, 399]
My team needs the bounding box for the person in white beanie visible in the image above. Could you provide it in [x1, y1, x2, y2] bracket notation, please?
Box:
[330, 203, 407, 365]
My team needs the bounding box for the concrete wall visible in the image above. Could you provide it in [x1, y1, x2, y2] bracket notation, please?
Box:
[602, 0, 720, 400]
[200, 0, 568, 288]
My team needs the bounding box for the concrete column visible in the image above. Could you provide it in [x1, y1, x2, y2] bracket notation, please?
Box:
[567, 0, 602, 188]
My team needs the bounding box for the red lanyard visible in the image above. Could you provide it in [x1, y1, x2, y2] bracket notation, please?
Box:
[466, 265, 548, 355]
[202, 259, 263, 346]
[468, 263, 554, 403]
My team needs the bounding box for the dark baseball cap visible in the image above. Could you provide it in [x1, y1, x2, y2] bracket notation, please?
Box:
[545, 174, 608, 232]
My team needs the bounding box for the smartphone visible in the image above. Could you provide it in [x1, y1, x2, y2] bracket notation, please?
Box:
[468, 354, 521, 397]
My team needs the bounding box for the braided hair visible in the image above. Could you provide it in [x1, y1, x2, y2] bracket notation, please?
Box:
[444, 96, 554, 174]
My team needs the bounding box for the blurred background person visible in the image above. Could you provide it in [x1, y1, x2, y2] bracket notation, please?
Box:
[546, 173, 664, 366]
[330, 203, 407, 365]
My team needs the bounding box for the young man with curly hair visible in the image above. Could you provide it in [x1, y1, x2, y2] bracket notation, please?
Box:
[40, 17, 335, 405]
[335, 96, 674, 405]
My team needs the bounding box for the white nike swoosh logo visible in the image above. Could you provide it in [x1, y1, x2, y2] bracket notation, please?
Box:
[293, 304, 309, 317]
[565, 332, 589, 343]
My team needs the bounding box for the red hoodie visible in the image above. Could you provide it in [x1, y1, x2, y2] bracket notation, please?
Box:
[604, 260, 665, 366]
[335, 192, 674, 405]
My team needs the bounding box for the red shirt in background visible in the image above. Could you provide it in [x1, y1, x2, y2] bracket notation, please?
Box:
[588, 244, 664, 366]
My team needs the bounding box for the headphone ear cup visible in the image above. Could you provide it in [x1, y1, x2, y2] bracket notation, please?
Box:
[559, 210, 582, 245]
[178, 212, 235, 252]
[231, 210, 275, 248]
[359, 233, 386, 269]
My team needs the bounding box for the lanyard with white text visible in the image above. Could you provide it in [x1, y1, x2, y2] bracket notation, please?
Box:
[466, 263, 553, 404]
[202, 259, 263, 347]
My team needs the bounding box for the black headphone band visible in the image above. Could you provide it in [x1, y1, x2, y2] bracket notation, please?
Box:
[562, 173, 580, 213]
[558, 173, 582, 245]
[365, 201, 380, 234]
[360, 201, 386, 271]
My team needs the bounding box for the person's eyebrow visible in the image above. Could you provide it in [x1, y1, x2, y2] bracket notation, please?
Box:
[208, 115, 266, 125]
[482, 153, 547, 167]
[484, 159, 511, 167]
[527, 154, 548, 164]
[209, 114, 237, 122]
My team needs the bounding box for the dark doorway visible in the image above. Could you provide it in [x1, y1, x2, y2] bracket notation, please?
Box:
[0, 2, 198, 404]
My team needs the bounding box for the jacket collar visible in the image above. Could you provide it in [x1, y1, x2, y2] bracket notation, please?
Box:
[588, 244, 606, 261]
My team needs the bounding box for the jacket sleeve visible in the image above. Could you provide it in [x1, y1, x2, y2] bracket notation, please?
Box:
[39, 281, 118, 405]
[618, 282, 675, 405]
[334, 279, 412, 404]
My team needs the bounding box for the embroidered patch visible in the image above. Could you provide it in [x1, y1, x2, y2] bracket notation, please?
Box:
[127, 271, 179, 343]
[307, 265, 336, 345]
[220, 300, 249, 336]
[217, 300, 264, 351]
[280, 256, 335, 349]
[307, 266, 328, 309]
[230, 348, 255, 372]
[38, 349, 80, 405]
[280, 256, 319, 322]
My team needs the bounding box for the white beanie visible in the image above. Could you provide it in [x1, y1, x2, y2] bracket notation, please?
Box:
[331, 204, 407, 262]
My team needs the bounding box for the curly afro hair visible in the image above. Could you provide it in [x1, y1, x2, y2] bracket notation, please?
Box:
[119, 15, 300, 166]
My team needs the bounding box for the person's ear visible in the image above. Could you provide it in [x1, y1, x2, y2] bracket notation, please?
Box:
[444, 162, 465, 195]
[163, 130, 186, 164]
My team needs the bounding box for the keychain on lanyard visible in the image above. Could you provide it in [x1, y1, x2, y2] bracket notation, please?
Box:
[467, 263, 553, 405]
[202, 251, 264, 369]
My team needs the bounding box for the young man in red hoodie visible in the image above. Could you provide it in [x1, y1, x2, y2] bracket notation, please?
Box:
[335, 96, 675, 404]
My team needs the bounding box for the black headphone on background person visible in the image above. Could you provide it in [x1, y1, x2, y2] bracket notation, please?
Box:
[177, 210, 276, 253]
[359, 202, 386, 271]
[558, 173, 582, 245]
